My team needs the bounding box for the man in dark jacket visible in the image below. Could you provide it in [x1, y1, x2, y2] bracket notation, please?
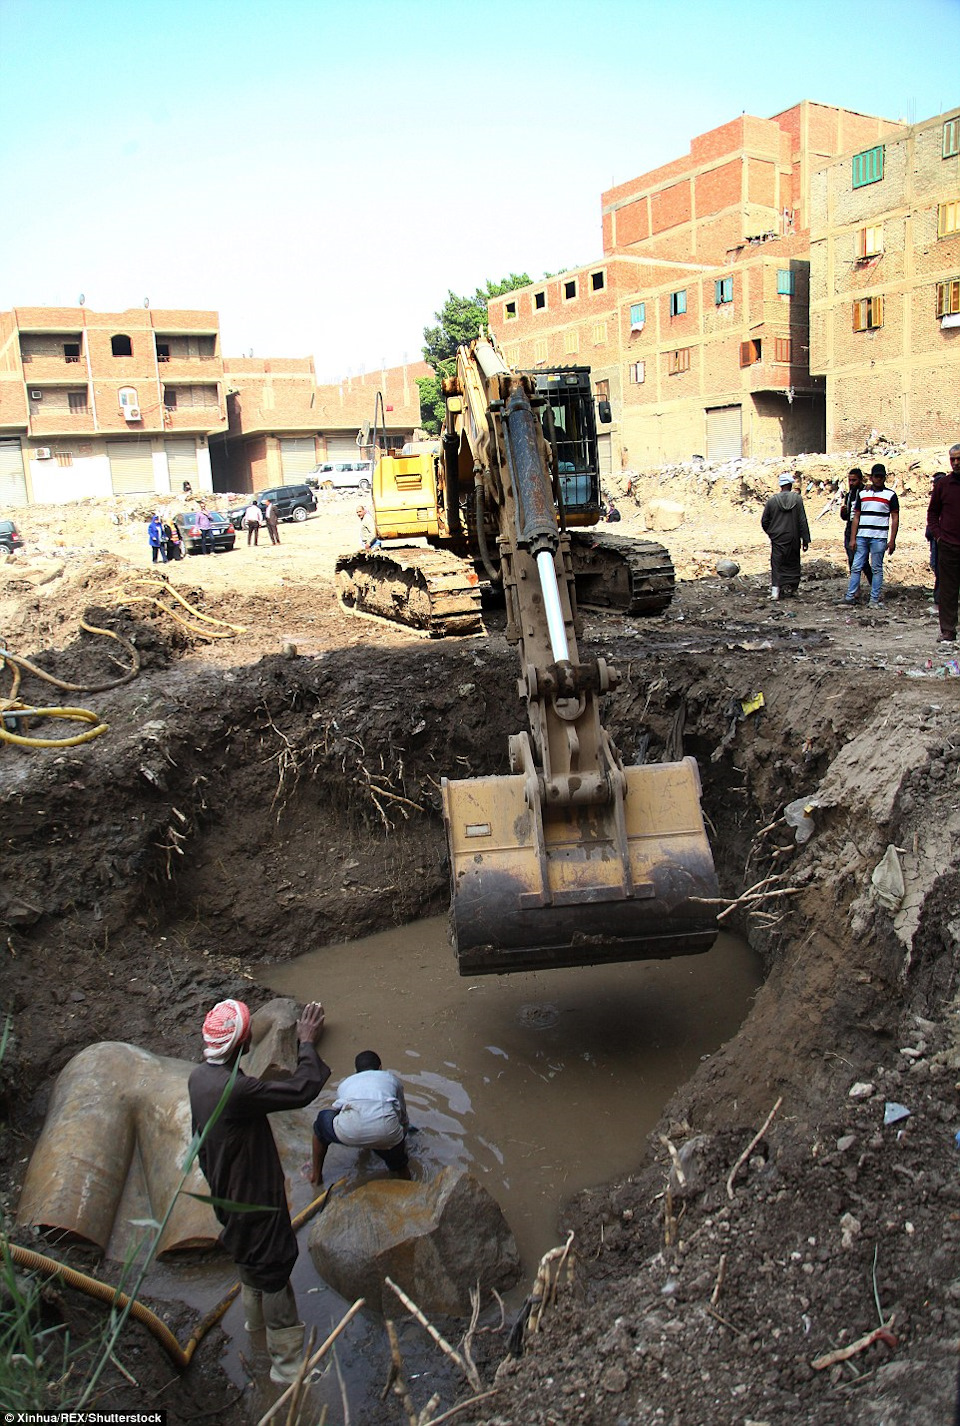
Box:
[927, 444, 960, 643]
[189, 998, 328, 1384]
[761, 473, 811, 600]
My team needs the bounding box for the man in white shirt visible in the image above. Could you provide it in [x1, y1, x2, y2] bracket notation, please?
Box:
[310, 1050, 410, 1183]
[244, 500, 264, 547]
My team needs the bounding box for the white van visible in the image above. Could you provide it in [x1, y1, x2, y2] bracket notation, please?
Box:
[308, 461, 372, 492]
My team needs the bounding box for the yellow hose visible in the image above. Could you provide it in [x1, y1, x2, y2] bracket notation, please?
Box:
[4, 1184, 334, 1369]
[0, 706, 109, 748]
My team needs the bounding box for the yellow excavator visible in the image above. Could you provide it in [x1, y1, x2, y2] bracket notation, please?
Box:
[337, 339, 718, 974]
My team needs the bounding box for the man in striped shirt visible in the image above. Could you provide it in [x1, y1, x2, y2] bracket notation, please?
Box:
[842, 463, 899, 607]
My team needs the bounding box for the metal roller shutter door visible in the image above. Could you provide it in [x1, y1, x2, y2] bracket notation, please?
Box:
[109, 441, 155, 495]
[165, 438, 198, 487]
[323, 435, 362, 461]
[280, 438, 317, 478]
[0, 439, 27, 506]
[705, 405, 742, 462]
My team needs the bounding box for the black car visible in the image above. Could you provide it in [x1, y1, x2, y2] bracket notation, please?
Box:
[227, 484, 317, 526]
[0, 519, 24, 555]
[174, 511, 236, 554]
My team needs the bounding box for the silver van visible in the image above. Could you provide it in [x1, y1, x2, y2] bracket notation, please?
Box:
[308, 461, 372, 492]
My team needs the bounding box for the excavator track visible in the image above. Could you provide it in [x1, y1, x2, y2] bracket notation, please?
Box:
[335, 547, 484, 637]
[569, 530, 676, 615]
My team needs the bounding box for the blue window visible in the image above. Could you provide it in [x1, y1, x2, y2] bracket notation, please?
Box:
[715, 277, 733, 305]
[629, 302, 646, 327]
[669, 289, 687, 316]
[852, 146, 884, 188]
[777, 269, 795, 296]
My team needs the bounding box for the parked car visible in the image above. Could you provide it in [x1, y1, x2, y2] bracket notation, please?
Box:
[308, 461, 373, 492]
[174, 511, 236, 554]
[0, 519, 24, 555]
[227, 484, 317, 525]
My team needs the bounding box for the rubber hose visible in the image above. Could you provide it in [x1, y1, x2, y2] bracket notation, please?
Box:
[0, 622, 140, 695]
[0, 705, 109, 748]
[5, 1184, 334, 1369]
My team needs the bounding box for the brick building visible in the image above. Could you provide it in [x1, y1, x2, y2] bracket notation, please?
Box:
[0, 306, 226, 504]
[809, 106, 960, 450]
[212, 356, 432, 493]
[490, 102, 903, 471]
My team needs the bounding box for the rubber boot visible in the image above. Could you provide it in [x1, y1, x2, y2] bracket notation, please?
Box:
[267, 1322, 306, 1385]
[241, 1285, 264, 1332]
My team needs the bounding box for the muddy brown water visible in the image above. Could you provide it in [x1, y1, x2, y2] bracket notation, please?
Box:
[142, 916, 760, 1419]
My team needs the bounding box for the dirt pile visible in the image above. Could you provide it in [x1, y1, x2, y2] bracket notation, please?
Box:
[0, 491, 957, 1424]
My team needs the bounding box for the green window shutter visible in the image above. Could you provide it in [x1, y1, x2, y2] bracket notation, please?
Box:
[777, 269, 795, 296]
[853, 146, 884, 188]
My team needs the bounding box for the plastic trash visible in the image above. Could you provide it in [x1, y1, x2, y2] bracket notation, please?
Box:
[883, 1102, 910, 1126]
[785, 795, 820, 845]
[741, 692, 765, 717]
[871, 844, 905, 911]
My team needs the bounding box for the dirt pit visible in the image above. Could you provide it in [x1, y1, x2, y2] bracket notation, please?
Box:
[1, 474, 958, 1424]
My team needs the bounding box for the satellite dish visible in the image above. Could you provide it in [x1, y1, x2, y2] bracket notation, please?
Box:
[143, 298, 150, 309]
[78, 294, 85, 305]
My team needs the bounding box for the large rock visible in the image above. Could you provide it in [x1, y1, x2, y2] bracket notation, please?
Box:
[644, 498, 685, 530]
[308, 1167, 520, 1314]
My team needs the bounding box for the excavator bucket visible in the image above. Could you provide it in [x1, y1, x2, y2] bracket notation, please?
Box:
[442, 757, 718, 975]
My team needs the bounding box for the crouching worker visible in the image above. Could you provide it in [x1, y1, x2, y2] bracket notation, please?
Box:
[188, 998, 328, 1385]
[311, 1050, 410, 1184]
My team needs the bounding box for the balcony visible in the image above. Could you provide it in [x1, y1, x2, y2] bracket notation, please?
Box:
[157, 353, 223, 381]
[20, 354, 85, 380]
[28, 408, 96, 438]
[162, 404, 227, 434]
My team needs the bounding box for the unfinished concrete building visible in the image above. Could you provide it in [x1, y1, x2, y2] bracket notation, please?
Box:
[809, 106, 960, 451]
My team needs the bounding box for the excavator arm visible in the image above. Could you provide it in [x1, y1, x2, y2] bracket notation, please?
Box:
[440, 340, 719, 974]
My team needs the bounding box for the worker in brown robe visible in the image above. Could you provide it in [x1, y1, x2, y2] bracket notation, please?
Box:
[761, 472, 811, 599]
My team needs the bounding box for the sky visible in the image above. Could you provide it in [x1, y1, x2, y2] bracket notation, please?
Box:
[0, 0, 957, 383]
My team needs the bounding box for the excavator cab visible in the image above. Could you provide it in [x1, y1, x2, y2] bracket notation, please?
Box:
[526, 367, 604, 521]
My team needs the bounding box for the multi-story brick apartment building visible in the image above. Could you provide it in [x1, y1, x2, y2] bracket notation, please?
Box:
[212, 356, 432, 493]
[0, 306, 227, 505]
[490, 103, 903, 472]
[809, 106, 960, 450]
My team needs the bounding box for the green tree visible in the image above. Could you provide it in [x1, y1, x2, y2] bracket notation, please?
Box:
[418, 274, 531, 432]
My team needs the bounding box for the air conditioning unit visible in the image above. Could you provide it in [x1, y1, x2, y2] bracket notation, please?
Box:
[123, 406, 141, 421]
[30, 389, 43, 400]
[35, 447, 52, 460]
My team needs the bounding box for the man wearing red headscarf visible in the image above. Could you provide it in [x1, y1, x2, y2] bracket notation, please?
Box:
[188, 998, 328, 1384]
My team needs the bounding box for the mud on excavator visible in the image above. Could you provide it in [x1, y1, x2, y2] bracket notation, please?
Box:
[336, 339, 718, 975]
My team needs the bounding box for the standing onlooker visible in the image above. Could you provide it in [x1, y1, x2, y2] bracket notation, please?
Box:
[840, 468, 872, 590]
[760, 473, 811, 599]
[188, 998, 328, 1385]
[243, 499, 264, 547]
[196, 504, 214, 556]
[148, 514, 167, 564]
[263, 499, 281, 546]
[164, 518, 182, 562]
[311, 1050, 410, 1185]
[357, 504, 381, 551]
[927, 444, 960, 643]
[842, 463, 899, 607]
[926, 470, 947, 612]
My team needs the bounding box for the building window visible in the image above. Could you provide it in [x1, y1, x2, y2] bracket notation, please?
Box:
[936, 278, 960, 316]
[629, 302, 646, 330]
[774, 337, 793, 363]
[740, 339, 762, 366]
[156, 341, 170, 362]
[111, 334, 133, 357]
[590, 270, 605, 292]
[853, 296, 884, 331]
[55, 452, 74, 467]
[857, 224, 884, 259]
[777, 269, 795, 296]
[504, 300, 517, 321]
[669, 289, 687, 316]
[506, 344, 520, 366]
[67, 392, 88, 412]
[563, 279, 578, 301]
[852, 146, 884, 188]
[629, 361, 646, 384]
[944, 117, 960, 159]
[667, 348, 691, 375]
[715, 276, 733, 305]
[534, 291, 546, 310]
[592, 322, 607, 345]
[534, 338, 548, 362]
[63, 343, 81, 363]
[938, 200, 960, 238]
[564, 330, 579, 355]
[163, 387, 178, 408]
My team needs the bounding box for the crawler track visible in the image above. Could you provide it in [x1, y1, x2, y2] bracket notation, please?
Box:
[569, 530, 675, 615]
[335, 548, 484, 637]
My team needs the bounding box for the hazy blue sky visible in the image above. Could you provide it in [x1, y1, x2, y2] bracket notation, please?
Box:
[1, 0, 956, 381]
